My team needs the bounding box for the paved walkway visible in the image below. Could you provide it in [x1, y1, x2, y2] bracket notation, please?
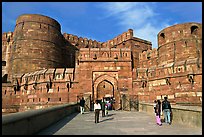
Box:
[37, 110, 202, 135]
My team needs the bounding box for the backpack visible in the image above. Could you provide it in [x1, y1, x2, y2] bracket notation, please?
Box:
[162, 101, 170, 109]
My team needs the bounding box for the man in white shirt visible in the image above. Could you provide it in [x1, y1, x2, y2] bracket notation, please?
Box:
[94, 100, 101, 123]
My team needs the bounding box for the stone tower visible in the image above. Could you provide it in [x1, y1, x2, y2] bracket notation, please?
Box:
[10, 14, 69, 78]
[157, 22, 202, 68]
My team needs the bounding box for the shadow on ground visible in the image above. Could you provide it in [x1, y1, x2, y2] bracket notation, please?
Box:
[100, 117, 114, 123]
[36, 112, 79, 135]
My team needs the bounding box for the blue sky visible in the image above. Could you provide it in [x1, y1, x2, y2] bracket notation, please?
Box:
[2, 2, 202, 49]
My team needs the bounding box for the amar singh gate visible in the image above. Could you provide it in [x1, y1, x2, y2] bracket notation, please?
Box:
[2, 14, 202, 113]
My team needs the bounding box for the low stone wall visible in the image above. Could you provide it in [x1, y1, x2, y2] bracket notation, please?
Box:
[138, 102, 202, 128]
[2, 103, 79, 135]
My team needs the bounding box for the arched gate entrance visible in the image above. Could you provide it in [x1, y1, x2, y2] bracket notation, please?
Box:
[93, 74, 121, 110]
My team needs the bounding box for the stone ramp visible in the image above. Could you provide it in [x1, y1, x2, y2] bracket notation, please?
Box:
[37, 111, 202, 135]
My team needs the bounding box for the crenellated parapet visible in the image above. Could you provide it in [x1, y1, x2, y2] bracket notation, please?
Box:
[21, 68, 73, 84]
[2, 32, 14, 44]
[2, 32, 14, 81]
[63, 33, 102, 48]
[2, 13, 202, 111]
[2, 32, 14, 57]
[15, 68, 75, 93]
[101, 29, 133, 48]
[78, 48, 131, 62]
[63, 29, 134, 49]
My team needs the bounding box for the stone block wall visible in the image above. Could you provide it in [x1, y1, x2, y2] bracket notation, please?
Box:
[134, 22, 202, 104]
[2, 32, 14, 81]
[2, 14, 202, 113]
[11, 14, 71, 76]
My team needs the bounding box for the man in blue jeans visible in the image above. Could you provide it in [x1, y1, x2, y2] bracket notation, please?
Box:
[79, 97, 85, 114]
[162, 96, 172, 125]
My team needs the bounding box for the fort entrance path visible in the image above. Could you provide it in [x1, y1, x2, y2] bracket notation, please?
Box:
[37, 110, 202, 135]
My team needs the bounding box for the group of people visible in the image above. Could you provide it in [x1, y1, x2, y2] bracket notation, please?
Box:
[94, 98, 110, 123]
[80, 96, 172, 125]
[154, 97, 172, 126]
[79, 97, 111, 124]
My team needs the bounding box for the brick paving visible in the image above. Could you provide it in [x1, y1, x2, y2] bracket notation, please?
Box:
[37, 110, 202, 135]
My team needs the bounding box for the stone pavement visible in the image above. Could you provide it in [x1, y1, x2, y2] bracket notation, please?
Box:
[37, 110, 202, 135]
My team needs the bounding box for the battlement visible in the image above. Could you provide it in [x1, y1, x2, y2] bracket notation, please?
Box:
[19, 68, 74, 87]
[78, 48, 131, 62]
[2, 13, 202, 112]
[15, 14, 61, 32]
[63, 29, 134, 49]
[63, 33, 102, 48]
[2, 32, 14, 44]
[101, 29, 133, 48]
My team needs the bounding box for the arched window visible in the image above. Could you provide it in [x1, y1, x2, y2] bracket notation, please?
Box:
[191, 25, 198, 35]
[160, 33, 165, 39]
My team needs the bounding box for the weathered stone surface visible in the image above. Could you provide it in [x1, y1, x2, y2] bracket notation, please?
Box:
[2, 14, 202, 113]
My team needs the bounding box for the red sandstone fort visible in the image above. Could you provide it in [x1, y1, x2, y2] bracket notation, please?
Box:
[2, 14, 202, 113]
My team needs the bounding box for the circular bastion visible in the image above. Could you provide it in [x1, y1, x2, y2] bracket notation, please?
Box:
[11, 14, 68, 76]
[157, 22, 202, 66]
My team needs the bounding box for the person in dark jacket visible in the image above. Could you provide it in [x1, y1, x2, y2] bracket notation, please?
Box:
[79, 97, 85, 114]
[101, 98, 106, 117]
[162, 96, 172, 125]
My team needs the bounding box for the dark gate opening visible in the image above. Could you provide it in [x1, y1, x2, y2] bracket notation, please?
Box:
[122, 94, 139, 111]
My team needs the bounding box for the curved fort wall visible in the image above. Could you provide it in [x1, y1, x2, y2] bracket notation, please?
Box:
[11, 14, 68, 76]
[2, 13, 202, 112]
[136, 22, 202, 103]
[157, 22, 202, 67]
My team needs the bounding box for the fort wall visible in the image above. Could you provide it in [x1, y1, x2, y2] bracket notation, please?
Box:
[2, 14, 202, 113]
[11, 14, 70, 77]
[2, 32, 14, 82]
[134, 22, 202, 104]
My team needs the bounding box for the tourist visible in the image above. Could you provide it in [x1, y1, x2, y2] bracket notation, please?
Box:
[153, 100, 157, 115]
[162, 96, 172, 125]
[105, 103, 108, 116]
[105, 101, 109, 116]
[79, 97, 85, 114]
[107, 100, 111, 110]
[94, 100, 101, 123]
[101, 98, 106, 117]
[155, 100, 162, 126]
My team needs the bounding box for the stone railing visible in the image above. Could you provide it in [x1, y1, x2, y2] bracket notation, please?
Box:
[2, 103, 79, 135]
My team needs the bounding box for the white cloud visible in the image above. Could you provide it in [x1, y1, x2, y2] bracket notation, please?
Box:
[99, 2, 170, 49]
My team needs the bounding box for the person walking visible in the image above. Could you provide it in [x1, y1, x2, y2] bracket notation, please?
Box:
[79, 97, 85, 114]
[162, 96, 172, 125]
[94, 100, 101, 123]
[101, 98, 106, 117]
[153, 100, 157, 115]
[155, 100, 162, 126]
[105, 101, 108, 116]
